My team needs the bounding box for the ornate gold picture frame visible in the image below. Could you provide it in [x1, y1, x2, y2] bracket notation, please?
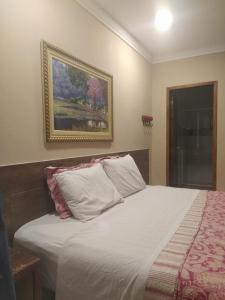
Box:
[41, 41, 113, 142]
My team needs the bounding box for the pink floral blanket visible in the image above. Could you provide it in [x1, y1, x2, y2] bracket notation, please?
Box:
[176, 191, 225, 300]
[144, 190, 225, 300]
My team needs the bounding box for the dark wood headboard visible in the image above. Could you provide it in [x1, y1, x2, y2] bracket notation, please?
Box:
[0, 149, 149, 242]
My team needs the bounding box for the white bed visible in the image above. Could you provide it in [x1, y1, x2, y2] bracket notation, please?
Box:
[14, 185, 199, 300]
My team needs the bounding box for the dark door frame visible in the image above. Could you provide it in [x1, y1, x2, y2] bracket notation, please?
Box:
[166, 81, 218, 190]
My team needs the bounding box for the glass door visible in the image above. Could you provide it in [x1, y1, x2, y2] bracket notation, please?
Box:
[168, 83, 216, 189]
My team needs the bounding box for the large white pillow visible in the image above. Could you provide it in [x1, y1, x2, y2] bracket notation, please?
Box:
[55, 163, 122, 221]
[102, 154, 146, 197]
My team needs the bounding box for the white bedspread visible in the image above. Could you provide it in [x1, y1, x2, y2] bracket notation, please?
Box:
[55, 186, 199, 300]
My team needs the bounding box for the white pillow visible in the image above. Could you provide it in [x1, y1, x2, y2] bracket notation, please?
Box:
[55, 163, 122, 221]
[102, 154, 146, 197]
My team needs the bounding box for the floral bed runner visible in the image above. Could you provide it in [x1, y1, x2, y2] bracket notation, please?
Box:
[176, 191, 225, 300]
[144, 190, 225, 300]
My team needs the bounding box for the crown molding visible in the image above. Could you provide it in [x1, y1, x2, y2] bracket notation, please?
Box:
[152, 45, 225, 64]
[75, 0, 225, 65]
[75, 0, 152, 63]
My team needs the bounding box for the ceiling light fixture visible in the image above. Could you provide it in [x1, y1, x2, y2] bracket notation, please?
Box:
[154, 8, 173, 32]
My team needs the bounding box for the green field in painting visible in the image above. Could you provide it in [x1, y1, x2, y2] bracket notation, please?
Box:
[54, 99, 108, 131]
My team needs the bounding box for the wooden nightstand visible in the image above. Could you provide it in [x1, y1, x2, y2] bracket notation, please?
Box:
[10, 247, 42, 300]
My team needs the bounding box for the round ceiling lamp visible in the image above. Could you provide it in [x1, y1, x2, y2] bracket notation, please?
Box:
[154, 8, 173, 32]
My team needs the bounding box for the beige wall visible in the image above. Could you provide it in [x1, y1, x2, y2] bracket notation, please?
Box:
[151, 52, 225, 191]
[0, 0, 151, 166]
[1, 0, 224, 190]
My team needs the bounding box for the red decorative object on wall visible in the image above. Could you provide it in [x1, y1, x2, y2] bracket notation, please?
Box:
[142, 115, 153, 127]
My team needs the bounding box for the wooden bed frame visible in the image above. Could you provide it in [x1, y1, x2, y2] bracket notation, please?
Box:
[0, 149, 149, 243]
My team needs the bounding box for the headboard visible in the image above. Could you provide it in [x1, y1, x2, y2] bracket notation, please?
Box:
[0, 149, 149, 242]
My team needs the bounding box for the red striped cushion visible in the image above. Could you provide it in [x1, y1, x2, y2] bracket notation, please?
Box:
[91, 155, 120, 163]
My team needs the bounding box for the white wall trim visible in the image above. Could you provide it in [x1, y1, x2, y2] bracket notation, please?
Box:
[152, 45, 225, 64]
[75, 0, 152, 63]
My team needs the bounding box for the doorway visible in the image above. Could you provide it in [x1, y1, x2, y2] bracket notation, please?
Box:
[167, 81, 217, 190]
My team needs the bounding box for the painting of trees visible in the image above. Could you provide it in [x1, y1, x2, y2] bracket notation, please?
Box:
[50, 55, 111, 135]
[52, 58, 108, 112]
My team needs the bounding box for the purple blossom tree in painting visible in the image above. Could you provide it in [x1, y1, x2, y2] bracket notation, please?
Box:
[87, 77, 104, 110]
[52, 59, 85, 100]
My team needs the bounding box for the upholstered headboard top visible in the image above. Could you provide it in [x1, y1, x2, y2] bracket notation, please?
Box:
[0, 149, 149, 242]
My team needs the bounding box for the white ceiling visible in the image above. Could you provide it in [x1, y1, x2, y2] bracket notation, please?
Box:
[77, 0, 225, 63]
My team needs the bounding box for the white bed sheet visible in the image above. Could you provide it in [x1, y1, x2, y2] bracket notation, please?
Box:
[14, 185, 199, 296]
[14, 213, 85, 290]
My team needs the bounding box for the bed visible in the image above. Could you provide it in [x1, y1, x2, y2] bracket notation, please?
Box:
[1, 149, 225, 300]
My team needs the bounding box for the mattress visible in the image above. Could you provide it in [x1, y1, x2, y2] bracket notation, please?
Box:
[14, 185, 200, 298]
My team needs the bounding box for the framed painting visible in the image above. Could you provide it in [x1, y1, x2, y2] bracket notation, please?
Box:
[41, 41, 113, 142]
